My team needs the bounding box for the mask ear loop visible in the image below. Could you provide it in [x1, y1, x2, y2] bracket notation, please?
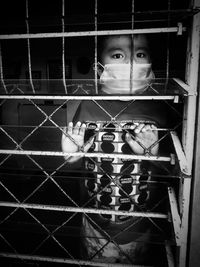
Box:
[93, 62, 104, 77]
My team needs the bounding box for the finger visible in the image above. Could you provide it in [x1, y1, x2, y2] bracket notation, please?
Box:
[150, 124, 158, 139]
[125, 132, 145, 155]
[130, 123, 137, 130]
[151, 124, 157, 130]
[79, 123, 86, 137]
[125, 132, 139, 148]
[62, 127, 67, 140]
[84, 137, 95, 152]
[68, 122, 73, 135]
[62, 126, 67, 135]
[134, 123, 145, 134]
[73, 121, 81, 135]
[125, 132, 132, 142]
[141, 124, 151, 132]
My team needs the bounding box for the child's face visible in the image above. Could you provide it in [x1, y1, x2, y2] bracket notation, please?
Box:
[100, 34, 150, 65]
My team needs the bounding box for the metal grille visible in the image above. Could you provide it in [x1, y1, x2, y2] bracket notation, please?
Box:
[0, 0, 200, 266]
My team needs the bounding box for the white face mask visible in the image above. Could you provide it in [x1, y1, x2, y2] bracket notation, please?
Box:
[99, 63, 154, 95]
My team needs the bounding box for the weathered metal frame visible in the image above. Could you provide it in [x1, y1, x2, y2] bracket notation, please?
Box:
[0, 0, 200, 266]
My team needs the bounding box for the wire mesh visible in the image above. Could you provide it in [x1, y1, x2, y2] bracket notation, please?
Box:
[0, 0, 198, 266]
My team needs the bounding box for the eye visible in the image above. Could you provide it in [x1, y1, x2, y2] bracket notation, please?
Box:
[136, 52, 147, 59]
[135, 50, 150, 63]
[112, 53, 124, 59]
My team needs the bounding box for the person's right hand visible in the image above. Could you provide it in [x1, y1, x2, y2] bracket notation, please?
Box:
[125, 123, 159, 156]
[61, 121, 94, 162]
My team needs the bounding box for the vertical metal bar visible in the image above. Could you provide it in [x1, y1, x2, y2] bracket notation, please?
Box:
[188, 69, 200, 266]
[180, 0, 200, 266]
[62, 0, 67, 94]
[168, 187, 181, 246]
[165, 243, 175, 267]
[131, 0, 134, 30]
[186, 4, 200, 267]
[183, 0, 200, 169]
[94, 0, 98, 94]
[179, 178, 191, 267]
[129, 0, 135, 94]
[0, 42, 8, 93]
[25, 0, 35, 93]
[164, 0, 171, 92]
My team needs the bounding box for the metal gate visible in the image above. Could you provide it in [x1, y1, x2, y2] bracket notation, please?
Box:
[0, 0, 200, 266]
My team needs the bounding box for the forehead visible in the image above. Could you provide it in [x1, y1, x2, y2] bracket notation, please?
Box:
[102, 35, 149, 52]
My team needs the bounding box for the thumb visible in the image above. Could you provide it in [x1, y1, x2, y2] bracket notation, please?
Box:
[125, 132, 136, 147]
[125, 132, 145, 155]
[83, 137, 95, 152]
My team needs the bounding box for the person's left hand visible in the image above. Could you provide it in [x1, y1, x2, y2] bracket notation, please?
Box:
[125, 123, 159, 156]
[61, 121, 94, 162]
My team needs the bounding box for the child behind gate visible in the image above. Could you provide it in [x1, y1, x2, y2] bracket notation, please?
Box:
[62, 34, 167, 265]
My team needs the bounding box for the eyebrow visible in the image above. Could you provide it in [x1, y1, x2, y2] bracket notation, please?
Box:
[105, 47, 124, 53]
[103, 46, 150, 57]
[105, 46, 149, 53]
[134, 46, 149, 52]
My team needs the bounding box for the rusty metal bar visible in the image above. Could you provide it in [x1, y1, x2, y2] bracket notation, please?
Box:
[0, 42, 7, 94]
[178, 3, 200, 263]
[0, 201, 168, 219]
[165, 243, 175, 267]
[168, 187, 181, 246]
[0, 252, 153, 267]
[0, 27, 187, 40]
[170, 131, 190, 175]
[0, 149, 172, 162]
[172, 78, 191, 94]
[25, 0, 35, 93]
[62, 0, 67, 94]
[94, 0, 98, 94]
[0, 95, 181, 100]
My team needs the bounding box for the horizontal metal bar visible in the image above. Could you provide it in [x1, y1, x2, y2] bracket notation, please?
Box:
[0, 94, 177, 100]
[0, 27, 186, 40]
[0, 149, 171, 162]
[0, 124, 170, 131]
[0, 252, 153, 267]
[0, 201, 168, 219]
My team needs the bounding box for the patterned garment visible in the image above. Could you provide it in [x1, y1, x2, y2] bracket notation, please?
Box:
[72, 100, 167, 264]
[81, 120, 156, 264]
[81, 215, 152, 264]
[84, 120, 151, 223]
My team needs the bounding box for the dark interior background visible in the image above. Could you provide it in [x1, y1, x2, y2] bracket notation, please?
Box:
[0, 0, 191, 266]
